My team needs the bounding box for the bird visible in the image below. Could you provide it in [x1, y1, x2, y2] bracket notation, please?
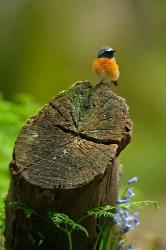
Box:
[93, 46, 120, 86]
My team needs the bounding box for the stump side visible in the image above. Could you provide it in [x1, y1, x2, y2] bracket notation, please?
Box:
[5, 159, 120, 250]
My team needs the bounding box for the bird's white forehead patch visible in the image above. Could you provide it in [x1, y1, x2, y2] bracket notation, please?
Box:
[107, 47, 113, 51]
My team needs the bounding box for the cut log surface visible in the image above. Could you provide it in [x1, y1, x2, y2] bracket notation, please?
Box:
[5, 81, 133, 250]
[11, 81, 132, 189]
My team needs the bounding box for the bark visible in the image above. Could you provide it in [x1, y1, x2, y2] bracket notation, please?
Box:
[5, 81, 132, 250]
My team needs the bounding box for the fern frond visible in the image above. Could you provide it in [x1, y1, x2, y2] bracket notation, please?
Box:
[129, 200, 159, 209]
[48, 211, 89, 237]
[88, 205, 115, 218]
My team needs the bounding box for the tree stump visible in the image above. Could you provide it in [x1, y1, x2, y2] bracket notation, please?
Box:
[5, 81, 132, 250]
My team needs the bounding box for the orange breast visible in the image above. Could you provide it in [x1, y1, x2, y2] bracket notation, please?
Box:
[93, 58, 119, 80]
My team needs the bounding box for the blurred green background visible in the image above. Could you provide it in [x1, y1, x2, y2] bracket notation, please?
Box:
[0, 0, 166, 246]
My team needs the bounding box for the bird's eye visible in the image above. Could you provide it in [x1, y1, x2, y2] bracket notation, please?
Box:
[105, 50, 113, 58]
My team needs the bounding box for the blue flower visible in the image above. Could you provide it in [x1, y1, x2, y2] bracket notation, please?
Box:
[133, 213, 139, 225]
[114, 208, 140, 235]
[120, 223, 133, 234]
[128, 177, 138, 185]
[113, 176, 140, 249]
[127, 188, 135, 198]
[113, 216, 120, 226]
[123, 211, 133, 222]
[117, 198, 129, 204]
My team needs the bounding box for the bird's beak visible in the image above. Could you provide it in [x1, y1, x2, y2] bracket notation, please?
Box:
[113, 49, 116, 52]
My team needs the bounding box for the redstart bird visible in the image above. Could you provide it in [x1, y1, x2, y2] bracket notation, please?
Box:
[93, 46, 120, 85]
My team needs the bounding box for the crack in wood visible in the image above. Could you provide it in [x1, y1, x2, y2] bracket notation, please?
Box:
[54, 124, 120, 145]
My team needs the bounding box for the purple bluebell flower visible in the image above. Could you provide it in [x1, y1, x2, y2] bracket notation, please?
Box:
[118, 209, 124, 215]
[123, 211, 134, 222]
[114, 209, 124, 226]
[117, 198, 129, 204]
[123, 194, 129, 200]
[128, 177, 138, 185]
[113, 176, 140, 249]
[113, 212, 121, 226]
[120, 223, 133, 234]
[114, 207, 140, 235]
[133, 213, 139, 225]
[127, 188, 135, 198]
[114, 216, 120, 226]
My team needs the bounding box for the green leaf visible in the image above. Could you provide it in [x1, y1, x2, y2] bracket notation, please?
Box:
[0, 95, 40, 201]
[48, 211, 89, 237]
[88, 205, 115, 218]
[0, 199, 5, 234]
[129, 200, 159, 209]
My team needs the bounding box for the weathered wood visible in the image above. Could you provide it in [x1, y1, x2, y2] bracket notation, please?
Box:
[5, 81, 132, 250]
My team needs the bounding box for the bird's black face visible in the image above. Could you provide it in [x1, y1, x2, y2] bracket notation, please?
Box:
[97, 46, 116, 59]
